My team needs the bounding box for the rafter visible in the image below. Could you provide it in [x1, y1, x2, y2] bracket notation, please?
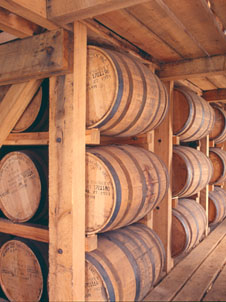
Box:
[0, 7, 41, 38]
[47, 0, 150, 24]
[158, 54, 226, 80]
[0, 0, 58, 30]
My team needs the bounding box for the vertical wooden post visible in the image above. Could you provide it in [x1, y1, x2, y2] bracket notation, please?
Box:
[49, 22, 87, 301]
[200, 135, 209, 235]
[153, 81, 174, 272]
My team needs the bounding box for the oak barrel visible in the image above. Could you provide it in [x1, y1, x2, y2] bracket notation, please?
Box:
[86, 145, 169, 234]
[0, 239, 48, 302]
[0, 150, 48, 222]
[209, 147, 226, 184]
[172, 198, 207, 257]
[208, 187, 226, 225]
[12, 79, 49, 133]
[86, 46, 168, 137]
[172, 146, 213, 197]
[173, 86, 215, 142]
[209, 104, 226, 144]
[86, 223, 165, 301]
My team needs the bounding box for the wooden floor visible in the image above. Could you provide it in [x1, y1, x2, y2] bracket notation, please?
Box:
[144, 219, 226, 302]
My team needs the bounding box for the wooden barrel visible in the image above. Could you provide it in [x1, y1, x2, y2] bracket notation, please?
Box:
[86, 223, 165, 301]
[172, 198, 207, 257]
[0, 150, 48, 223]
[12, 79, 49, 133]
[86, 145, 169, 234]
[209, 104, 226, 144]
[173, 86, 215, 142]
[172, 146, 213, 197]
[209, 147, 226, 184]
[0, 239, 48, 302]
[86, 46, 168, 137]
[208, 187, 226, 225]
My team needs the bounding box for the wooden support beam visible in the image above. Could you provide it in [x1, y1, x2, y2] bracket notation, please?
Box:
[49, 21, 87, 302]
[158, 54, 226, 81]
[0, 7, 41, 38]
[0, 28, 73, 86]
[0, 80, 42, 147]
[0, 0, 58, 30]
[153, 81, 174, 272]
[47, 0, 150, 24]
[0, 31, 17, 44]
[202, 88, 226, 101]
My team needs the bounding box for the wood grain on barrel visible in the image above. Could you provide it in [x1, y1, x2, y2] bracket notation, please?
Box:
[86, 145, 169, 234]
[208, 187, 226, 225]
[172, 199, 207, 257]
[209, 147, 226, 184]
[0, 240, 43, 302]
[86, 46, 168, 137]
[209, 105, 226, 144]
[173, 87, 215, 142]
[0, 151, 48, 222]
[172, 146, 213, 197]
[85, 223, 165, 301]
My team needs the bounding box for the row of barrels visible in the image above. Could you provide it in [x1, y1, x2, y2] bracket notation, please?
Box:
[172, 186, 226, 257]
[0, 144, 226, 229]
[2, 47, 226, 144]
[0, 223, 165, 302]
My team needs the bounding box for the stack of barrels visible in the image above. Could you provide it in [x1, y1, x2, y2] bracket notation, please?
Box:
[85, 46, 170, 302]
[0, 80, 49, 302]
[172, 86, 226, 258]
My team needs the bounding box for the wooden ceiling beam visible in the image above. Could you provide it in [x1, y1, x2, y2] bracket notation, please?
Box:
[202, 88, 226, 101]
[47, 0, 150, 24]
[0, 7, 41, 38]
[158, 54, 226, 80]
[0, 0, 58, 30]
[0, 28, 73, 86]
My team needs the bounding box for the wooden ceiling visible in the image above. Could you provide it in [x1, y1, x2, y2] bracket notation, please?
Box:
[1, 0, 226, 100]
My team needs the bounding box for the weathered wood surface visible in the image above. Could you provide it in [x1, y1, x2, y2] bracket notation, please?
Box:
[144, 219, 226, 301]
[47, 0, 151, 24]
[49, 21, 87, 302]
[0, 80, 42, 147]
[0, 29, 73, 85]
[158, 54, 226, 80]
[0, 0, 58, 30]
[203, 88, 226, 102]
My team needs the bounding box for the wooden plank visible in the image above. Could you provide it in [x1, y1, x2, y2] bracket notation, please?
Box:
[175, 80, 203, 95]
[0, 80, 42, 147]
[0, 31, 17, 44]
[4, 132, 49, 145]
[189, 77, 217, 91]
[153, 81, 174, 272]
[0, 0, 58, 30]
[47, 0, 151, 24]
[200, 136, 209, 235]
[207, 75, 226, 88]
[209, 0, 226, 30]
[203, 263, 226, 301]
[49, 21, 87, 302]
[0, 218, 48, 243]
[158, 54, 226, 80]
[3, 129, 99, 146]
[127, 1, 206, 60]
[85, 234, 98, 252]
[0, 7, 41, 38]
[0, 28, 73, 86]
[162, 0, 226, 55]
[202, 88, 226, 101]
[173, 235, 226, 301]
[95, 9, 181, 61]
[144, 219, 226, 301]
[83, 18, 158, 66]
